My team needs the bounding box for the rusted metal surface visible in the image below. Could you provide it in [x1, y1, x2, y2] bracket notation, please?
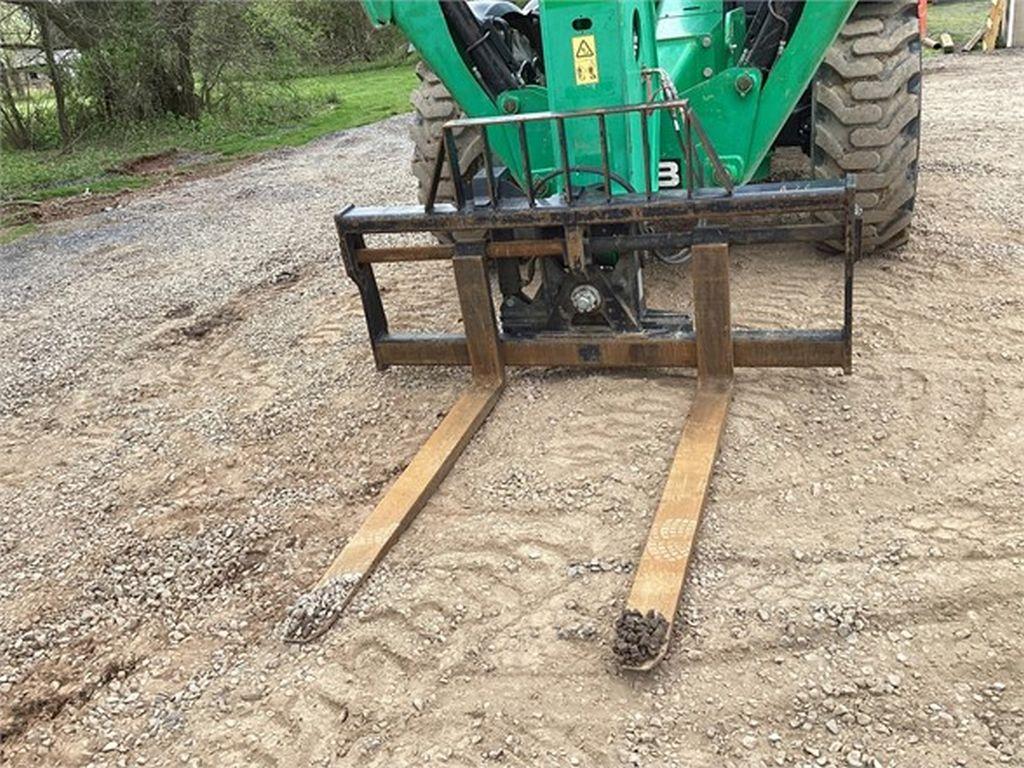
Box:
[339, 176, 855, 368]
[372, 330, 850, 370]
[691, 243, 734, 381]
[355, 239, 567, 264]
[563, 226, 585, 272]
[619, 244, 735, 671]
[301, 249, 505, 638]
[618, 383, 732, 669]
[313, 380, 502, 586]
[353, 223, 846, 265]
[452, 247, 504, 384]
[337, 179, 852, 235]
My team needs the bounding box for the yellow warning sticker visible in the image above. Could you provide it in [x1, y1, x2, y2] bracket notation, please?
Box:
[572, 34, 599, 85]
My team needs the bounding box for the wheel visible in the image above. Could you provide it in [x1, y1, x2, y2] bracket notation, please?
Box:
[409, 61, 484, 206]
[812, 0, 922, 253]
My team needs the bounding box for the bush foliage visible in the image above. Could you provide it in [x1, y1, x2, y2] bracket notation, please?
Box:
[0, 1, 406, 150]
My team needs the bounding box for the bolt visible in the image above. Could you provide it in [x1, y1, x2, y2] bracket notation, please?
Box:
[735, 72, 755, 96]
[702, 67, 714, 79]
[502, 98, 519, 114]
[701, 36, 712, 48]
[570, 284, 602, 314]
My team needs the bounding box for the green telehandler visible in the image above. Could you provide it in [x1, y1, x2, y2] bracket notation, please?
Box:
[283, 1, 922, 669]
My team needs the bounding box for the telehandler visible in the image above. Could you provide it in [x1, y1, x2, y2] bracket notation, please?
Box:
[283, 0, 922, 669]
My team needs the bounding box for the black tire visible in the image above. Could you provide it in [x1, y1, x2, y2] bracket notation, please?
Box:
[410, 61, 484, 206]
[812, 0, 922, 252]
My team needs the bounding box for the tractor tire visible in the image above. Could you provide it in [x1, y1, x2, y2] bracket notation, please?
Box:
[812, 0, 922, 253]
[410, 61, 484, 207]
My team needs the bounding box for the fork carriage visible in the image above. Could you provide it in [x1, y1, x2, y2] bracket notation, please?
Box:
[287, 100, 861, 669]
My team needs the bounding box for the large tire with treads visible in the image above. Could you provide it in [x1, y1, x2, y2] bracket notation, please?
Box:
[410, 61, 484, 206]
[813, 0, 922, 253]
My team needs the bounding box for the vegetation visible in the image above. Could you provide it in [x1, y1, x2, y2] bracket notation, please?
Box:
[0, 220, 34, 243]
[2, 66, 415, 201]
[1, 1, 414, 205]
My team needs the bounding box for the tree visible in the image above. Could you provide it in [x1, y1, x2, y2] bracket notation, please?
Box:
[10, 0, 201, 120]
[31, 3, 68, 143]
[0, 3, 35, 147]
[0, 0, 408, 150]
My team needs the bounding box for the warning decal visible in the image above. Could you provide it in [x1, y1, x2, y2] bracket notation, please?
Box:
[572, 34, 599, 85]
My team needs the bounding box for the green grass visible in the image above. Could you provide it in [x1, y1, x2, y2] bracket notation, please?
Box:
[925, 0, 991, 54]
[1, 64, 417, 203]
[211, 68, 417, 156]
[0, 222, 37, 245]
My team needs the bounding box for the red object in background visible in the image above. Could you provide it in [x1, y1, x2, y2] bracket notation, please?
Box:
[919, 0, 928, 35]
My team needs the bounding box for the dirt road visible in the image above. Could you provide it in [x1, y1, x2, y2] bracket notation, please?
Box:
[2, 52, 1022, 768]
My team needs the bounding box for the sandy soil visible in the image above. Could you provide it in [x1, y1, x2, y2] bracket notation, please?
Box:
[1, 51, 1022, 768]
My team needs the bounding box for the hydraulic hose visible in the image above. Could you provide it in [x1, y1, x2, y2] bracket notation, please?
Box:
[440, 0, 520, 97]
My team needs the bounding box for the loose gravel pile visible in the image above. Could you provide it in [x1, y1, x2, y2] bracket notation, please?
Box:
[613, 609, 669, 667]
[281, 573, 363, 643]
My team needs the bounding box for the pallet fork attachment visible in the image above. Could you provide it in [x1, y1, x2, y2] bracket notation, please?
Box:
[283, 101, 861, 669]
[282, 248, 505, 644]
[614, 242, 733, 669]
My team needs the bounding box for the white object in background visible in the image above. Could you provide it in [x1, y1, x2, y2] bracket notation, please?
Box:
[1007, 0, 1023, 46]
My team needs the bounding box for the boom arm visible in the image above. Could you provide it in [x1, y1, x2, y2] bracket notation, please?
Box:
[362, 0, 855, 190]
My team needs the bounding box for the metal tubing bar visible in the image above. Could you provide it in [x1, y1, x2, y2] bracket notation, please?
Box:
[598, 113, 612, 202]
[556, 117, 573, 205]
[443, 128, 467, 209]
[354, 240, 565, 264]
[640, 108, 653, 200]
[444, 98, 694, 129]
[353, 224, 846, 264]
[684, 110, 695, 198]
[335, 181, 851, 234]
[688, 111, 734, 194]
[517, 121, 535, 207]
[357, 245, 453, 263]
[587, 224, 842, 253]
[425, 134, 447, 213]
[844, 215, 861, 375]
[480, 126, 498, 207]
[488, 240, 567, 259]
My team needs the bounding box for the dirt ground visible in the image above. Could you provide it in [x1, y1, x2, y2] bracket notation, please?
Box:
[2, 51, 1022, 768]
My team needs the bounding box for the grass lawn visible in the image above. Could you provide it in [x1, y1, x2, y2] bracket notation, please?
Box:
[925, 0, 993, 54]
[1, 64, 417, 205]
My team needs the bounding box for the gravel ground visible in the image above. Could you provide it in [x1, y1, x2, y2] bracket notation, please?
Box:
[2, 51, 1022, 768]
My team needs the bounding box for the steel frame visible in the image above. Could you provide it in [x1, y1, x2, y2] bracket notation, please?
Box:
[430, 99, 733, 206]
[338, 176, 858, 376]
